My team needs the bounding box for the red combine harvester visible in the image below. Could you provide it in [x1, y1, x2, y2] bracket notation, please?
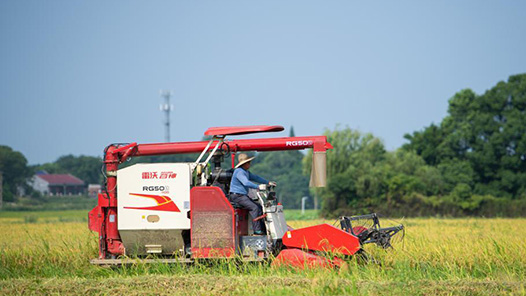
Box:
[89, 125, 403, 268]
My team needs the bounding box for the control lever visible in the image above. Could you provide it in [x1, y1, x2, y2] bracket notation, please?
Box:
[267, 182, 277, 201]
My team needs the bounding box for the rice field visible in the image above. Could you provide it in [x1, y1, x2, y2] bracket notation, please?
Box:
[0, 210, 525, 295]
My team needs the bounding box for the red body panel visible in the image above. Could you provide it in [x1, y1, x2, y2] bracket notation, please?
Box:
[88, 205, 101, 232]
[235, 208, 249, 237]
[89, 193, 124, 258]
[272, 249, 345, 269]
[105, 207, 124, 255]
[97, 192, 116, 207]
[282, 224, 361, 256]
[91, 147, 124, 258]
[192, 248, 236, 258]
[204, 125, 284, 136]
[190, 187, 236, 258]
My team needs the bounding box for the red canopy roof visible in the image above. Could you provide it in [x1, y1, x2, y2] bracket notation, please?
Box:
[204, 125, 284, 137]
[37, 174, 84, 185]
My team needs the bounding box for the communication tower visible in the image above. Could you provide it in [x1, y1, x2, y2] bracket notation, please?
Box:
[159, 90, 174, 142]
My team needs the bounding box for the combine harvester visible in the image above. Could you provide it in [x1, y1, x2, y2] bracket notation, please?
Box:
[89, 125, 403, 268]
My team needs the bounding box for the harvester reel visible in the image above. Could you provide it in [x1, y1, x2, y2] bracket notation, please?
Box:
[372, 231, 392, 249]
[339, 214, 404, 249]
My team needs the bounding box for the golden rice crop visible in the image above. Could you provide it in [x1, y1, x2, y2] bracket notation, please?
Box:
[0, 212, 525, 295]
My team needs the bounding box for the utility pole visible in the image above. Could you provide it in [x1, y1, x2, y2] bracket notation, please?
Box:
[301, 196, 308, 215]
[159, 90, 174, 143]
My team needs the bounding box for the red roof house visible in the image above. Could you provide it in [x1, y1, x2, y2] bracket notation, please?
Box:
[31, 173, 85, 195]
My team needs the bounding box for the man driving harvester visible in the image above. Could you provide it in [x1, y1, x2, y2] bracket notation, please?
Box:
[229, 153, 276, 235]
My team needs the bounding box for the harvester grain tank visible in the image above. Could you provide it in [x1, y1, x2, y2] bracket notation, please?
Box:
[88, 125, 403, 268]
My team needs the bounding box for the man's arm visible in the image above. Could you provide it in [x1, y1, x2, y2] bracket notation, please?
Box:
[236, 170, 259, 189]
[248, 171, 269, 185]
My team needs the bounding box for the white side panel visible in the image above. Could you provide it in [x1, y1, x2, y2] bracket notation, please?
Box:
[266, 205, 288, 240]
[117, 163, 192, 231]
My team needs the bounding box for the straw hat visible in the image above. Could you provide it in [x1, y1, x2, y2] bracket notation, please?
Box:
[235, 153, 255, 168]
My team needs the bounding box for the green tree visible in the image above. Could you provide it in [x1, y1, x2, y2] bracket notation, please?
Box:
[251, 150, 309, 208]
[0, 146, 31, 201]
[304, 127, 445, 217]
[304, 127, 387, 216]
[404, 74, 526, 199]
[384, 150, 444, 201]
[403, 124, 444, 166]
[35, 155, 103, 184]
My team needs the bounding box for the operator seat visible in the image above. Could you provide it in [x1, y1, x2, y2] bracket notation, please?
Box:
[227, 193, 243, 209]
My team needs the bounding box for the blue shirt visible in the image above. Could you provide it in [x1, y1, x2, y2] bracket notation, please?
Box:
[229, 168, 268, 195]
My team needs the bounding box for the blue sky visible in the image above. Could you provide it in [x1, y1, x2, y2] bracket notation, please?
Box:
[1, 1, 525, 164]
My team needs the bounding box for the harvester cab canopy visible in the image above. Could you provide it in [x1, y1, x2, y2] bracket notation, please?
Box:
[193, 126, 285, 183]
[204, 125, 285, 136]
[193, 125, 286, 188]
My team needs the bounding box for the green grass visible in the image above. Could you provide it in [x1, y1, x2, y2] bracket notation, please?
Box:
[2, 195, 97, 211]
[0, 211, 525, 295]
[0, 210, 88, 223]
[283, 209, 319, 220]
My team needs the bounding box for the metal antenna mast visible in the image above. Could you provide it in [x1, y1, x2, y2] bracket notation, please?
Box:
[159, 90, 174, 142]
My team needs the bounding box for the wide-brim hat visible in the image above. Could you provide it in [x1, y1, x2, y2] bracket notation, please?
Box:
[235, 153, 255, 168]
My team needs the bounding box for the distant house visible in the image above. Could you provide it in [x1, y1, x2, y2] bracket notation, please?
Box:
[87, 184, 101, 197]
[31, 173, 85, 195]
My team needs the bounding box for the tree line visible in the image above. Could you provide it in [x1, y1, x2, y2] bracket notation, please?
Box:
[1, 73, 526, 216]
[308, 74, 526, 217]
[0, 149, 102, 201]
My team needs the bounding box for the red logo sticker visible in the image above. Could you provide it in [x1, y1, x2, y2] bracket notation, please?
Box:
[124, 193, 181, 212]
[142, 172, 177, 179]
